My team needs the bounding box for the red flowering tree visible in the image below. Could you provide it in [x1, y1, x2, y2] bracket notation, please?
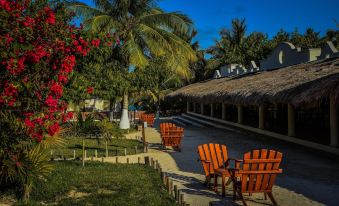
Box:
[0, 0, 96, 199]
[0, 0, 92, 142]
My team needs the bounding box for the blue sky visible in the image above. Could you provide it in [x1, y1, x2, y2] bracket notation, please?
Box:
[80, 0, 339, 49]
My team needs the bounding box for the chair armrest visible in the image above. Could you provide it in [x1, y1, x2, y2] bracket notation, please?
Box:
[228, 157, 243, 162]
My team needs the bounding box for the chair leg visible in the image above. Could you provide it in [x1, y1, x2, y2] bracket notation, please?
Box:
[267, 192, 278, 205]
[214, 174, 218, 193]
[232, 182, 236, 200]
[264, 192, 267, 200]
[225, 177, 232, 186]
[238, 191, 248, 206]
[221, 175, 225, 196]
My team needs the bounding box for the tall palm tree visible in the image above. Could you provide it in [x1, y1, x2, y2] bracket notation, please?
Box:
[67, 0, 197, 128]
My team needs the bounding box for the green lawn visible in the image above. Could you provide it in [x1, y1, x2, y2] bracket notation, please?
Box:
[51, 137, 144, 159]
[19, 161, 178, 206]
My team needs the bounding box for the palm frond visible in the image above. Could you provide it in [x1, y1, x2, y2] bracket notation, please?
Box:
[125, 33, 149, 68]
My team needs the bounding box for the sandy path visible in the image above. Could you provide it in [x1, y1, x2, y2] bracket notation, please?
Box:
[101, 121, 339, 206]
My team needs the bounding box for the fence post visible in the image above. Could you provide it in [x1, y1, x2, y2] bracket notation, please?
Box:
[174, 185, 178, 201]
[105, 141, 108, 157]
[179, 193, 184, 205]
[138, 157, 141, 164]
[73, 150, 76, 159]
[127, 158, 129, 164]
[116, 156, 119, 163]
[134, 146, 138, 154]
[95, 149, 97, 158]
[144, 156, 150, 166]
[124, 148, 127, 156]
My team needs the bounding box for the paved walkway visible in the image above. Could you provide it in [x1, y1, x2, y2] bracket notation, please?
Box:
[109, 120, 339, 206]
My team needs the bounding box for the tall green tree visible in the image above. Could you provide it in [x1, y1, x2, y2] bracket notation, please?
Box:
[67, 0, 197, 128]
[206, 18, 269, 72]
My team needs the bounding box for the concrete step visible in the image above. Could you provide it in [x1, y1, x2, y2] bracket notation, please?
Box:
[182, 113, 241, 133]
[174, 116, 206, 127]
[171, 117, 188, 127]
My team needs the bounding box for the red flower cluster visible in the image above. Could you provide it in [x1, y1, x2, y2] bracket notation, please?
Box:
[87, 87, 94, 94]
[0, 0, 92, 142]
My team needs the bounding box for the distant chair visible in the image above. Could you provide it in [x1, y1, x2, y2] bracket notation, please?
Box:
[141, 113, 155, 127]
[230, 149, 283, 206]
[197, 143, 241, 196]
[160, 122, 184, 151]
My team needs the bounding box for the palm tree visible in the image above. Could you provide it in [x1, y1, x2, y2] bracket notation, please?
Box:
[67, 0, 197, 128]
[206, 18, 268, 72]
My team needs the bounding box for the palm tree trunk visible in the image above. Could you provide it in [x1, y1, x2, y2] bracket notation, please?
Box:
[119, 91, 130, 129]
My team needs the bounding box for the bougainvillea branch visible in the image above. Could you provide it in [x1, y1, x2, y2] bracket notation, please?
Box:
[0, 0, 98, 142]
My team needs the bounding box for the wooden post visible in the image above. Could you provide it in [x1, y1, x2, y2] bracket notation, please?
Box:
[169, 178, 173, 195]
[210, 104, 214, 117]
[166, 178, 171, 193]
[259, 105, 265, 129]
[144, 156, 150, 166]
[330, 95, 338, 147]
[138, 157, 141, 164]
[82, 139, 85, 167]
[200, 103, 204, 115]
[186, 101, 190, 112]
[116, 156, 119, 163]
[179, 193, 184, 205]
[124, 148, 127, 156]
[174, 185, 178, 201]
[127, 158, 129, 164]
[222, 103, 226, 120]
[73, 150, 76, 159]
[193, 102, 196, 113]
[105, 141, 108, 157]
[134, 146, 138, 154]
[51, 150, 54, 161]
[237, 105, 243, 124]
[288, 103, 296, 137]
[95, 150, 97, 158]
[84, 150, 87, 159]
[142, 124, 146, 152]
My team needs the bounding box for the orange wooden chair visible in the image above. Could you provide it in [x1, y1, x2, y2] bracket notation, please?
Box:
[197, 143, 241, 196]
[162, 126, 184, 151]
[229, 149, 283, 206]
[159, 122, 175, 144]
[141, 114, 155, 127]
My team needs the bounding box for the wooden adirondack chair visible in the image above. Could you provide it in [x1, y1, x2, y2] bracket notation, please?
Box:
[160, 122, 176, 144]
[230, 149, 283, 206]
[162, 127, 184, 151]
[141, 114, 155, 127]
[197, 143, 241, 196]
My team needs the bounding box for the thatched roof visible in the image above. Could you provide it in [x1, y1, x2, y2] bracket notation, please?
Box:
[167, 57, 339, 106]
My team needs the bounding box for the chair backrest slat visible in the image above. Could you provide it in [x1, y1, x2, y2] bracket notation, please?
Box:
[203, 144, 213, 174]
[198, 145, 210, 176]
[240, 149, 283, 193]
[209, 143, 220, 170]
[247, 150, 260, 192]
[254, 149, 268, 191]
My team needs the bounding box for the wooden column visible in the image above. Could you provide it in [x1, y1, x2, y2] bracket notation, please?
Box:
[330, 95, 338, 147]
[288, 103, 296, 137]
[210, 104, 214, 117]
[186, 101, 190, 113]
[237, 105, 243, 124]
[201, 103, 204, 115]
[193, 102, 196, 113]
[259, 105, 265, 129]
[222, 104, 226, 120]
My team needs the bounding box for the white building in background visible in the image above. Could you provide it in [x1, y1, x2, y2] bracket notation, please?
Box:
[213, 41, 338, 79]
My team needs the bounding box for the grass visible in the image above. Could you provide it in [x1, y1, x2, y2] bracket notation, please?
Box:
[16, 161, 178, 206]
[51, 137, 144, 159]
